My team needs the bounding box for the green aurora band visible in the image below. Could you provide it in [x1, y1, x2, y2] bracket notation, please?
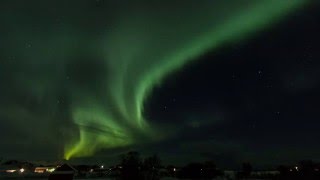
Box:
[0, 0, 307, 160]
[65, 0, 307, 159]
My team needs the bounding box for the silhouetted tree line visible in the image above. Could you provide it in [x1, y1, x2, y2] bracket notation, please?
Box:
[118, 151, 161, 180]
[236, 162, 252, 179]
[176, 161, 224, 179]
[276, 160, 320, 180]
[117, 151, 224, 180]
[235, 160, 320, 180]
[117, 152, 320, 180]
[4, 154, 320, 179]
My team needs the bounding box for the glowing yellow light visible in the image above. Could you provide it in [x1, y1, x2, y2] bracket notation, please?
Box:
[6, 170, 16, 173]
[19, 168, 25, 173]
[47, 168, 55, 173]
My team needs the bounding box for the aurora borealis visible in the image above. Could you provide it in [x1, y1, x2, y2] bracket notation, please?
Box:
[1, 0, 320, 167]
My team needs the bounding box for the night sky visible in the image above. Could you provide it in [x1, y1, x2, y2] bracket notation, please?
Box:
[0, 0, 319, 168]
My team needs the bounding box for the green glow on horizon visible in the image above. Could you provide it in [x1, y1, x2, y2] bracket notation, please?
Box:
[64, 0, 306, 159]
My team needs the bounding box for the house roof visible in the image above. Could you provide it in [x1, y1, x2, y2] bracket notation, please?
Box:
[55, 164, 78, 173]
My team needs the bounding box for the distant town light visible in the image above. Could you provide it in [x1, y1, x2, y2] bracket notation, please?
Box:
[19, 168, 25, 173]
[6, 170, 16, 173]
[295, 166, 299, 171]
[173, 168, 176, 172]
[35, 167, 56, 173]
[101, 165, 104, 169]
[47, 168, 55, 173]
